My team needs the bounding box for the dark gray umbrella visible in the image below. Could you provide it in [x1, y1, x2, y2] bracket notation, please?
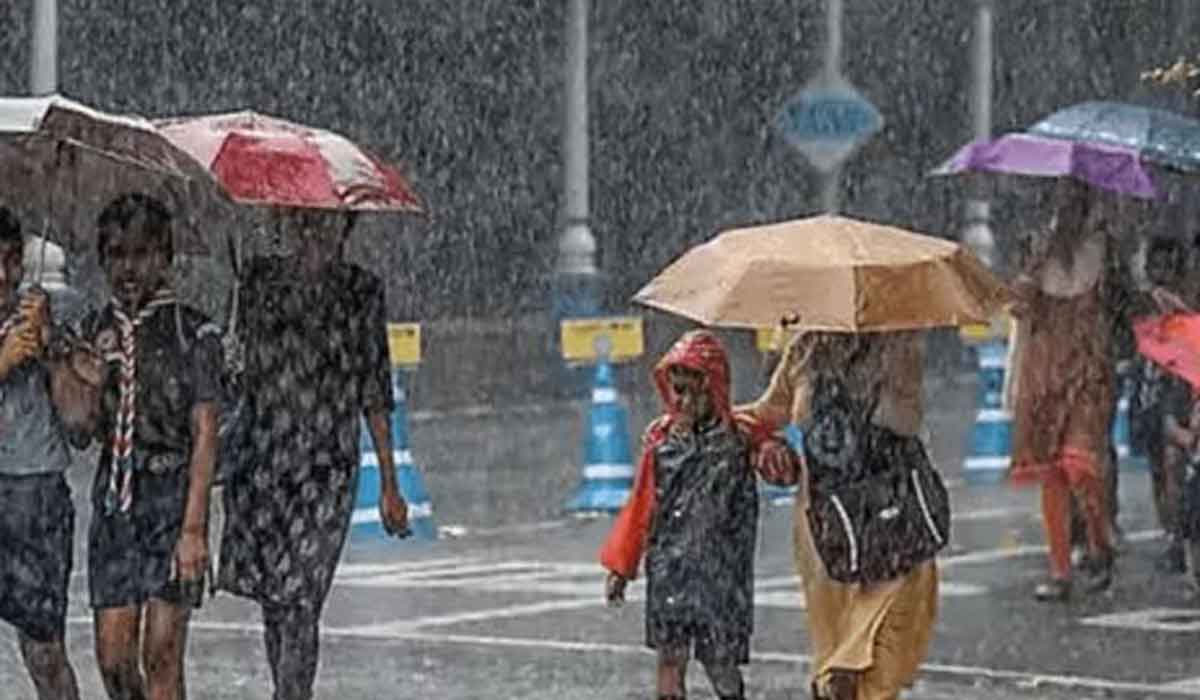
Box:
[1029, 101, 1200, 174]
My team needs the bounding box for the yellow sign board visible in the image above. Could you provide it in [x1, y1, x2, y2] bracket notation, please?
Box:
[560, 316, 644, 363]
[958, 312, 1012, 345]
[387, 323, 422, 366]
[755, 326, 798, 353]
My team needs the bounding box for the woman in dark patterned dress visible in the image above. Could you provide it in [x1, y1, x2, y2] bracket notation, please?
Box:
[218, 209, 409, 700]
[600, 330, 796, 700]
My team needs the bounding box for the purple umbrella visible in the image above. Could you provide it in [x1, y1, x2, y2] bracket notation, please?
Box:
[930, 132, 1159, 199]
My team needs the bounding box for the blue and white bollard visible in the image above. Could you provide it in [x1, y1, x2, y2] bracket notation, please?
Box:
[564, 356, 636, 515]
[963, 341, 1013, 485]
[353, 370, 438, 542]
[1112, 370, 1148, 472]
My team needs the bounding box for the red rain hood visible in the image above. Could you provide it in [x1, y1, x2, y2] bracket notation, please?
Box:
[652, 329, 733, 428]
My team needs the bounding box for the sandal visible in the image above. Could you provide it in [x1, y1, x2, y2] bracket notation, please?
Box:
[1034, 578, 1072, 602]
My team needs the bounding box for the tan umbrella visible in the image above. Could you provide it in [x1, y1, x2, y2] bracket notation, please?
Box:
[633, 214, 1012, 332]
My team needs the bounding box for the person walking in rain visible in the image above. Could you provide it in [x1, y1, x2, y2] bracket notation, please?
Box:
[600, 330, 797, 700]
[217, 208, 410, 700]
[745, 330, 939, 700]
[0, 207, 91, 700]
[1009, 179, 1118, 601]
[66, 193, 220, 700]
[1129, 236, 1194, 572]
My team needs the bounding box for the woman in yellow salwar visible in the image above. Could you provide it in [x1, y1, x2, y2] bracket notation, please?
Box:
[747, 330, 938, 700]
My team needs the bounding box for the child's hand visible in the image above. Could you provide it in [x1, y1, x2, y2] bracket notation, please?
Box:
[757, 440, 800, 486]
[604, 571, 627, 607]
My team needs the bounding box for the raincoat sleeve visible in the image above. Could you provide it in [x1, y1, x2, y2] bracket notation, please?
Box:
[598, 418, 666, 580]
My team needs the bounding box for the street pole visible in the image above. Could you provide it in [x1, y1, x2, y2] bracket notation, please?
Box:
[31, 0, 57, 96]
[30, 0, 64, 287]
[555, 0, 600, 317]
[821, 0, 843, 214]
[963, 0, 996, 269]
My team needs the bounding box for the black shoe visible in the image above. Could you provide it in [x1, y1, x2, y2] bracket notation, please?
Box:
[1034, 579, 1072, 602]
[1157, 542, 1187, 574]
[1083, 549, 1115, 593]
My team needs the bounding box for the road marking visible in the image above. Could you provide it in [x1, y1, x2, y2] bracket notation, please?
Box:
[341, 599, 604, 632]
[324, 630, 1200, 697]
[337, 557, 481, 580]
[1081, 608, 1200, 634]
[1165, 678, 1200, 691]
[60, 611, 1199, 696]
[938, 529, 1161, 568]
[951, 507, 1032, 522]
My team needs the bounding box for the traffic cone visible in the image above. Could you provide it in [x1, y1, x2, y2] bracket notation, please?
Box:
[352, 370, 438, 542]
[564, 357, 636, 515]
[963, 341, 1013, 485]
[761, 424, 802, 506]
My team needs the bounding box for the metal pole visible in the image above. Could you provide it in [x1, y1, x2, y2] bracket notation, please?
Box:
[30, 0, 57, 96]
[31, 0, 59, 286]
[963, 0, 996, 269]
[821, 0, 843, 214]
[557, 0, 597, 279]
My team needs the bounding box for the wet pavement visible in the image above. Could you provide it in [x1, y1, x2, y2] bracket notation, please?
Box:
[0, 467, 1195, 698]
[4, 377, 1199, 698]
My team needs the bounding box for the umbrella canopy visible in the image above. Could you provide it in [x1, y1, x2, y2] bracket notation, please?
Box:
[633, 215, 1012, 332]
[930, 133, 1159, 199]
[0, 94, 213, 254]
[1134, 314, 1200, 391]
[1029, 101, 1200, 174]
[155, 111, 425, 213]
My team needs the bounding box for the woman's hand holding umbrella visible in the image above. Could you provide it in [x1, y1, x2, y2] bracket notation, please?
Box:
[1153, 287, 1192, 314]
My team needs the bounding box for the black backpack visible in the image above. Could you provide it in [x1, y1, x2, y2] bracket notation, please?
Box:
[802, 371, 951, 585]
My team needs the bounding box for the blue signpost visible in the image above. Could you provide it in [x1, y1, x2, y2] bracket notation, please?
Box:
[774, 80, 884, 175]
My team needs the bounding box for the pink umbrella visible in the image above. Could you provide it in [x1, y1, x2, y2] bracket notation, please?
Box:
[1134, 314, 1200, 391]
[154, 111, 425, 213]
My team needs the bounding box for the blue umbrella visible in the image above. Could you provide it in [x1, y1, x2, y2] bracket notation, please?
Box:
[1029, 101, 1200, 174]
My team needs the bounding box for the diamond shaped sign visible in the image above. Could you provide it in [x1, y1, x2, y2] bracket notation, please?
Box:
[774, 77, 884, 173]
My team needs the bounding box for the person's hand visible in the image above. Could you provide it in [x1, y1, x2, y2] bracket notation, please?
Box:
[756, 440, 800, 486]
[173, 528, 209, 583]
[604, 571, 627, 607]
[1006, 278, 1036, 319]
[380, 486, 411, 538]
[1152, 286, 1191, 315]
[0, 321, 40, 376]
[67, 346, 106, 387]
[18, 289, 50, 348]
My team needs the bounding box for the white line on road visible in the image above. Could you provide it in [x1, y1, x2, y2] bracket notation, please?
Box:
[950, 507, 1033, 522]
[938, 529, 1162, 568]
[1080, 608, 1200, 634]
[64, 611, 1200, 695]
[342, 630, 1200, 698]
[337, 557, 481, 580]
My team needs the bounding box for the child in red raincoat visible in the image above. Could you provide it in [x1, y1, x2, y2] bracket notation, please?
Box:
[600, 330, 798, 700]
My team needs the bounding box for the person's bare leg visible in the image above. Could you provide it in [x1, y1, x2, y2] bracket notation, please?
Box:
[18, 633, 79, 700]
[142, 598, 190, 700]
[656, 645, 689, 699]
[94, 606, 145, 700]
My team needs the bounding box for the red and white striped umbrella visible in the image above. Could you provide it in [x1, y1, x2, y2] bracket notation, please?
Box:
[155, 111, 425, 213]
